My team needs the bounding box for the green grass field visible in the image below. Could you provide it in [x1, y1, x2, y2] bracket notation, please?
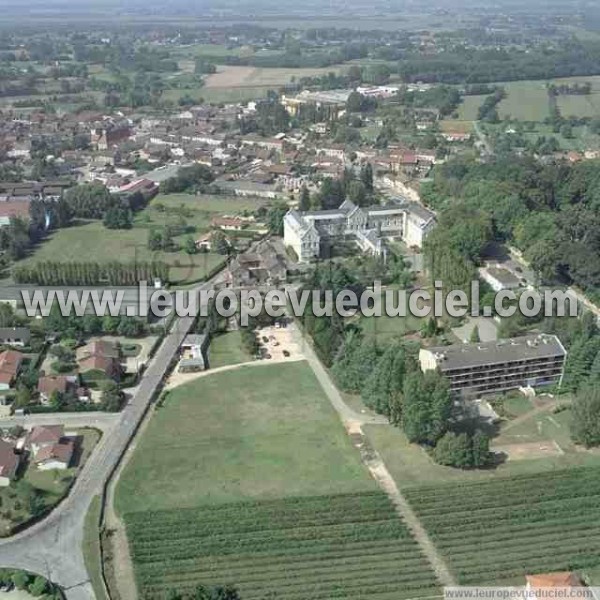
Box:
[17, 193, 267, 285]
[115, 362, 375, 514]
[19, 220, 225, 285]
[125, 492, 440, 600]
[498, 81, 551, 121]
[404, 467, 600, 584]
[208, 331, 254, 368]
[364, 405, 600, 489]
[456, 95, 486, 121]
[359, 312, 423, 341]
[556, 93, 600, 118]
[167, 86, 272, 104]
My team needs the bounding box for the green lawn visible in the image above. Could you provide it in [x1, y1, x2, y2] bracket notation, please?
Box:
[208, 330, 254, 368]
[19, 220, 225, 285]
[359, 312, 423, 341]
[493, 404, 575, 449]
[502, 394, 534, 418]
[364, 404, 600, 490]
[16, 192, 268, 285]
[188, 86, 271, 104]
[115, 361, 374, 514]
[150, 193, 267, 214]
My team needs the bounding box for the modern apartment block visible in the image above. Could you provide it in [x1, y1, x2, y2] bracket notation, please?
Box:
[419, 334, 567, 397]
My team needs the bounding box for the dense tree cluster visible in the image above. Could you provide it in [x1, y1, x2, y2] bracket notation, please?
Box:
[0, 569, 62, 599]
[433, 430, 490, 468]
[397, 41, 600, 84]
[396, 85, 461, 117]
[422, 156, 600, 300]
[161, 164, 215, 194]
[103, 205, 133, 229]
[477, 88, 506, 123]
[316, 166, 374, 210]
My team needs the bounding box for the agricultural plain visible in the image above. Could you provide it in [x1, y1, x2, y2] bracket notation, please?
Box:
[404, 466, 600, 584]
[126, 492, 440, 600]
[116, 362, 441, 598]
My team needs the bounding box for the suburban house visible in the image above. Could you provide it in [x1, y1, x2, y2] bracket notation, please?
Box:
[26, 425, 74, 470]
[179, 334, 209, 372]
[37, 375, 84, 405]
[77, 340, 121, 380]
[0, 439, 20, 487]
[195, 231, 230, 252]
[211, 217, 247, 231]
[0, 349, 24, 391]
[26, 425, 64, 455]
[33, 440, 75, 471]
[419, 334, 567, 398]
[0, 327, 30, 347]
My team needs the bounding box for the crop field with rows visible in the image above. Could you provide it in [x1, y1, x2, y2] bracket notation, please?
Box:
[125, 491, 440, 600]
[404, 466, 600, 585]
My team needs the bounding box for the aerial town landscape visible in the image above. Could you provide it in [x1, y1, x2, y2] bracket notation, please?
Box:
[2, 0, 600, 598]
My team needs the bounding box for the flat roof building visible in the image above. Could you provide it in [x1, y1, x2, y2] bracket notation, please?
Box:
[419, 334, 566, 397]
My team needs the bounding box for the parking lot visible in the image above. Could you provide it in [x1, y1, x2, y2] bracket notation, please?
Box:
[256, 323, 304, 361]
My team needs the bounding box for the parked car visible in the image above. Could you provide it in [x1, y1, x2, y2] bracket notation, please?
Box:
[283, 350, 290, 357]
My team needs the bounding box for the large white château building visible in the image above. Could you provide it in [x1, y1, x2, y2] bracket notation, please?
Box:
[283, 198, 436, 262]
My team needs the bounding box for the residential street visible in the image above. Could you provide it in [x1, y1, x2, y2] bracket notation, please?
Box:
[0, 412, 119, 432]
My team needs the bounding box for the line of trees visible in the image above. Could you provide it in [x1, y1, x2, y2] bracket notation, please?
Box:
[13, 260, 169, 286]
[300, 262, 490, 470]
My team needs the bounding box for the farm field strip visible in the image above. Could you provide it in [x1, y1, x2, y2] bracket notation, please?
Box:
[125, 492, 440, 600]
[404, 466, 600, 584]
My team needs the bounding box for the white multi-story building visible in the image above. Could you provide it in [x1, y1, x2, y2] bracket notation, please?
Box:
[283, 198, 436, 262]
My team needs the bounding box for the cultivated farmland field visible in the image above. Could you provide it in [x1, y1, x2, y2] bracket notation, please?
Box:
[404, 466, 600, 585]
[203, 65, 345, 89]
[116, 363, 439, 598]
[126, 492, 440, 600]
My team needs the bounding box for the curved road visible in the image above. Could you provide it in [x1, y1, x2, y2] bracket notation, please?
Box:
[0, 312, 198, 599]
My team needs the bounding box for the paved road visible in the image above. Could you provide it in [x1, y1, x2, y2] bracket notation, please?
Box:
[0, 311, 199, 598]
[0, 413, 119, 432]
